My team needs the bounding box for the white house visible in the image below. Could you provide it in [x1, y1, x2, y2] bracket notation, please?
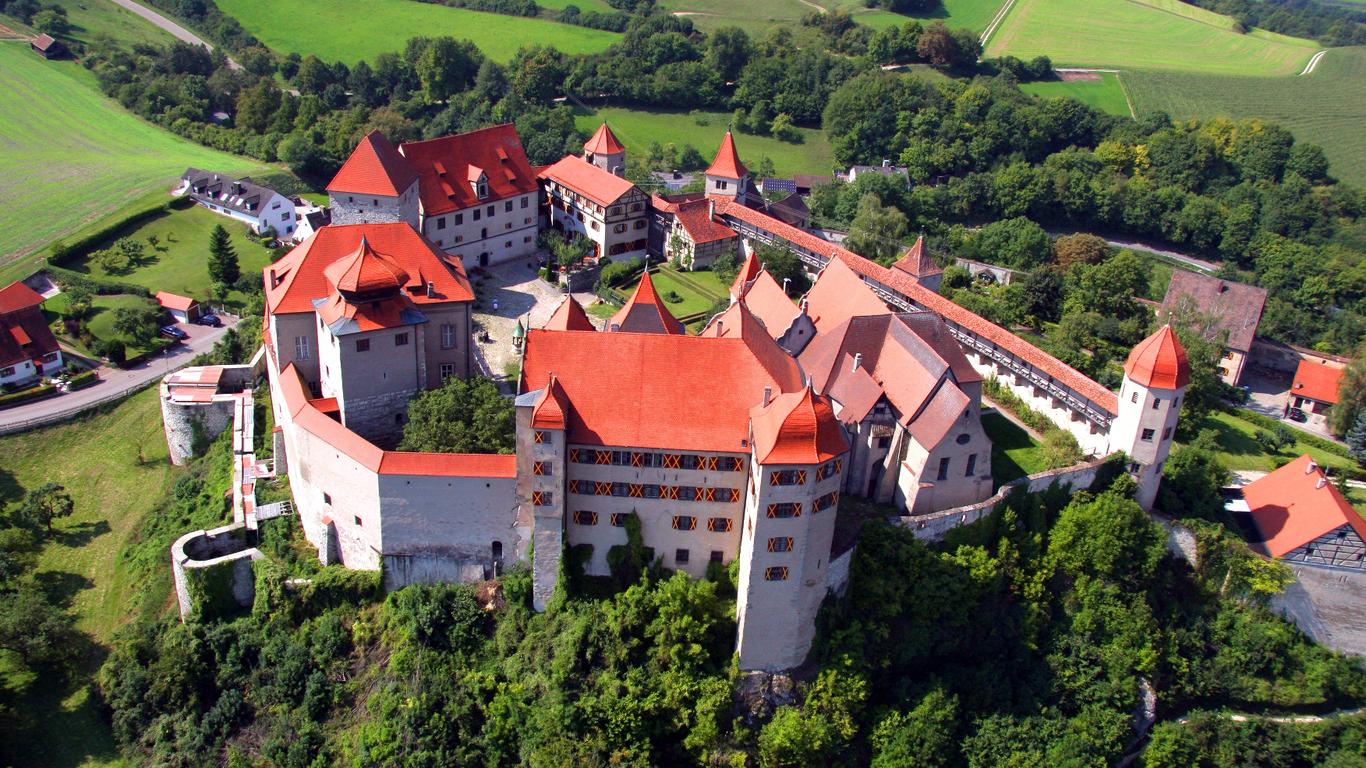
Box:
[178, 169, 296, 237]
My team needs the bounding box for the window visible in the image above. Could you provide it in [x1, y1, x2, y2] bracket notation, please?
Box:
[956, 433, 971, 445]
[531, 491, 552, 507]
[768, 537, 794, 552]
[766, 503, 801, 519]
[634, 220, 646, 230]
[1162, 427, 1172, 441]
[710, 550, 723, 563]
[355, 339, 370, 352]
[323, 492, 332, 504]
[521, 196, 529, 209]
[437, 217, 447, 230]
[764, 566, 788, 581]
[815, 458, 843, 481]
[1140, 428, 1155, 442]
[441, 324, 457, 349]
[354, 515, 363, 527]
[395, 332, 409, 346]
[572, 510, 598, 526]
[965, 454, 978, 477]
[769, 470, 806, 486]
[1152, 398, 1161, 409]
[610, 513, 628, 527]
[533, 430, 549, 444]
[440, 363, 456, 380]
[707, 517, 732, 532]
[814, 491, 838, 512]
[504, 200, 513, 213]
[717, 180, 728, 190]
[477, 181, 488, 198]
[492, 541, 503, 560]
[936, 457, 950, 481]
[455, 213, 463, 225]
[473, 208, 481, 221]
[294, 336, 310, 359]
[486, 205, 494, 217]
[533, 461, 549, 476]
[0, 366, 13, 377]
[672, 515, 697, 531]
[613, 223, 626, 234]
[1130, 391, 1138, 403]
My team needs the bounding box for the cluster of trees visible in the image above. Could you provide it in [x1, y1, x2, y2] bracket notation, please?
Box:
[400, 375, 516, 454]
[1179, 0, 1366, 46]
[0, 0, 69, 37]
[814, 72, 1366, 353]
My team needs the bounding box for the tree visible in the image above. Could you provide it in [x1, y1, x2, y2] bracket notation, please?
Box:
[846, 193, 908, 266]
[968, 217, 1051, 270]
[208, 224, 240, 286]
[1157, 445, 1228, 520]
[111, 305, 161, 346]
[31, 8, 70, 37]
[234, 78, 282, 134]
[0, 585, 77, 666]
[278, 134, 322, 175]
[1049, 491, 1166, 583]
[552, 234, 593, 269]
[1329, 348, 1366, 437]
[1052, 233, 1111, 268]
[871, 687, 959, 768]
[416, 37, 481, 102]
[16, 483, 74, 535]
[755, 243, 810, 294]
[915, 22, 963, 69]
[401, 376, 515, 454]
[1347, 411, 1366, 464]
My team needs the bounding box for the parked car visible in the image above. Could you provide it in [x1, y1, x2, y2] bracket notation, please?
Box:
[160, 325, 188, 340]
[195, 313, 221, 327]
[1287, 407, 1307, 422]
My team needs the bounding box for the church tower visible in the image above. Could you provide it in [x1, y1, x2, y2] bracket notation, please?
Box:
[583, 123, 626, 176]
[705, 131, 750, 205]
[1109, 325, 1189, 510]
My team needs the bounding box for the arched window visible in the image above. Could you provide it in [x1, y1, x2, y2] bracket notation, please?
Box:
[492, 540, 503, 561]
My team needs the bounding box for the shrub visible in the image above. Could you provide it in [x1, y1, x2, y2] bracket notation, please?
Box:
[0, 384, 56, 409]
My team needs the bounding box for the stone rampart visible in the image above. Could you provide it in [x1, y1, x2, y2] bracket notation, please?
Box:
[162, 396, 234, 466]
[171, 522, 261, 621]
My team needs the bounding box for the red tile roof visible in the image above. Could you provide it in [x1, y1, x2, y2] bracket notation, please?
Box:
[584, 122, 626, 155]
[377, 451, 516, 478]
[31, 33, 57, 52]
[735, 270, 798, 338]
[892, 236, 941, 279]
[531, 374, 570, 429]
[400, 124, 538, 216]
[521, 327, 803, 452]
[1291, 359, 1343, 405]
[327, 130, 418, 196]
[155, 291, 197, 312]
[673, 199, 737, 245]
[544, 296, 596, 331]
[1125, 325, 1190, 390]
[1162, 270, 1266, 353]
[0, 282, 44, 314]
[316, 291, 419, 333]
[538, 155, 637, 207]
[713, 200, 1120, 415]
[705, 131, 747, 180]
[731, 250, 762, 297]
[323, 236, 410, 294]
[1244, 454, 1366, 558]
[265, 223, 473, 316]
[609, 271, 684, 334]
[801, 257, 891, 335]
[750, 388, 848, 465]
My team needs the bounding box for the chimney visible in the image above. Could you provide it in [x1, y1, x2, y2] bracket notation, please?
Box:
[762, 386, 772, 407]
[800, 298, 808, 314]
[268, 269, 278, 289]
[716, 320, 724, 336]
[1307, 461, 1318, 474]
[708, 198, 715, 220]
[1317, 476, 1327, 489]
[426, 281, 435, 298]
[852, 352, 862, 372]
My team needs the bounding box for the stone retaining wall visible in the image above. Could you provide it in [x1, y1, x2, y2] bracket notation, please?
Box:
[171, 522, 261, 621]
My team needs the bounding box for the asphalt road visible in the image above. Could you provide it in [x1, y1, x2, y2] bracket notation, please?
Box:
[103, 0, 241, 69]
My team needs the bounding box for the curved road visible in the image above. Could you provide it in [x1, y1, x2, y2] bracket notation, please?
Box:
[103, 0, 240, 69]
[1046, 229, 1221, 274]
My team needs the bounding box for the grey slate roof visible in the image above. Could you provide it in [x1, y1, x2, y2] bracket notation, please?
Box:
[181, 168, 285, 219]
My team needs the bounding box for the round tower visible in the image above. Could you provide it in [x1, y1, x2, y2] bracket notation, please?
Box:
[1108, 325, 1189, 510]
[583, 123, 626, 176]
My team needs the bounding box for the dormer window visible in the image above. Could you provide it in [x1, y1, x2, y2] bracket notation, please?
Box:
[476, 181, 488, 198]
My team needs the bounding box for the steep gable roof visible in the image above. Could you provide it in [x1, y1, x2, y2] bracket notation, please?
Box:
[265, 223, 473, 316]
[673, 199, 737, 244]
[1162, 270, 1267, 353]
[0, 283, 58, 369]
[734, 270, 799, 339]
[1125, 325, 1190, 390]
[892, 236, 941, 279]
[1244, 454, 1366, 558]
[544, 296, 596, 331]
[750, 388, 848, 465]
[399, 124, 538, 216]
[155, 291, 197, 312]
[731, 250, 763, 298]
[801, 257, 892, 335]
[705, 131, 747, 180]
[1292, 359, 1343, 405]
[0, 282, 45, 314]
[531, 374, 571, 429]
[584, 122, 626, 155]
[609, 271, 684, 334]
[538, 155, 637, 207]
[327, 131, 418, 196]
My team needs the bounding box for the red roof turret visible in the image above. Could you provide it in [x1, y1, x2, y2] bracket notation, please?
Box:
[891, 236, 941, 278]
[1124, 325, 1190, 389]
[609, 271, 684, 334]
[531, 374, 571, 429]
[327, 130, 418, 196]
[751, 387, 848, 465]
[705, 131, 747, 180]
[324, 236, 410, 295]
[584, 122, 626, 155]
[544, 296, 596, 332]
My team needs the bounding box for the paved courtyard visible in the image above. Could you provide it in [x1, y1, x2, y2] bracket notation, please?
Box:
[469, 260, 605, 385]
[1272, 564, 1366, 657]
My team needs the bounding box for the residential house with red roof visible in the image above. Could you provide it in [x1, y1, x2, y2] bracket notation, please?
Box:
[327, 131, 421, 228]
[1238, 454, 1366, 570]
[539, 128, 650, 262]
[0, 281, 61, 387]
[1161, 270, 1267, 385]
[1289, 358, 1344, 431]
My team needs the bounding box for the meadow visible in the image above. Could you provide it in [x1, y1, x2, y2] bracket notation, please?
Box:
[1124, 46, 1366, 188]
[0, 43, 265, 272]
[1, 0, 173, 47]
[985, 0, 1319, 75]
[658, 0, 1005, 34]
[572, 106, 836, 177]
[215, 0, 619, 62]
[1020, 72, 1133, 117]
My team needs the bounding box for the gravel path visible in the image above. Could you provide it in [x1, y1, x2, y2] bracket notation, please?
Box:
[470, 261, 604, 385]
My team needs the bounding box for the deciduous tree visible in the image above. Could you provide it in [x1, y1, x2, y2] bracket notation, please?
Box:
[401, 376, 515, 454]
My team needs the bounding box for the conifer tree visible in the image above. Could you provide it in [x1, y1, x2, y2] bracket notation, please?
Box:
[1347, 411, 1366, 464]
[208, 224, 240, 286]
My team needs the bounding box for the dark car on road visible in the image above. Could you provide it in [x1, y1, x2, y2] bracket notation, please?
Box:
[195, 313, 221, 327]
[160, 325, 188, 341]
[1287, 407, 1307, 422]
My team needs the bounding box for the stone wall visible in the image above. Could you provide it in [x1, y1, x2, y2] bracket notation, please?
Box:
[1250, 337, 1351, 375]
[896, 455, 1114, 541]
[161, 397, 235, 466]
[378, 472, 520, 590]
[826, 546, 853, 597]
[171, 522, 261, 621]
[954, 258, 1022, 285]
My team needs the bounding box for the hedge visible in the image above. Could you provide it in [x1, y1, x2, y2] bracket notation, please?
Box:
[45, 266, 152, 299]
[1233, 407, 1352, 458]
[67, 370, 99, 390]
[0, 384, 57, 409]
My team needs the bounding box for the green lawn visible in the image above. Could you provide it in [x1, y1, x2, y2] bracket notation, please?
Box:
[1020, 72, 1133, 117]
[0, 388, 179, 768]
[1188, 410, 1355, 474]
[986, 0, 1318, 75]
[2, 0, 174, 47]
[67, 205, 278, 304]
[0, 43, 267, 270]
[573, 106, 835, 177]
[643, 268, 719, 319]
[659, 0, 1004, 34]
[1124, 46, 1366, 188]
[982, 410, 1048, 486]
[536, 0, 614, 11]
[216, 0, 619, 62]
[82, 294, 162, 356]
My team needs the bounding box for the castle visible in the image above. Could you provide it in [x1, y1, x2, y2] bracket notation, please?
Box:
[163, 124, 1188, 671]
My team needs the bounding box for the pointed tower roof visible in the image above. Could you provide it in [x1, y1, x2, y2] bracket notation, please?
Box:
[1124, 325, 1190, 389]
[544, 296, 595, 331]
[705, 131, 747, 180]
[891, 235, 942, 279]
[750, 386, 848, 465]
[531, 374, 571, 429]
[323, 236, 410, 295]
[327, 130, 418, 196]
[609, 271, 684, 334]
[584, 122, 626, 155]
[731, 250, 763, 299]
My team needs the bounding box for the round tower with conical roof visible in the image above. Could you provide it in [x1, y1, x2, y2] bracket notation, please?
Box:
[705, 131, 750, 204]
[1108, 325, 1190, 510]
[583, 123, 626, 176]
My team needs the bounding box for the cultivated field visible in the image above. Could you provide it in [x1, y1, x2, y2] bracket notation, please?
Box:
[1020, 72, 1133, 117]
[215, 0, 620, 62]
[986, 0, 1319, 75]
[1125, 46, 1366, 188]
[572, 106, 835, 177]
[0, 44, 264, 267]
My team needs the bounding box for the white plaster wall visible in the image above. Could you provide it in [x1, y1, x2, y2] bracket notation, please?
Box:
[422, 192, 538, 267]
[378, 472, 521, 589]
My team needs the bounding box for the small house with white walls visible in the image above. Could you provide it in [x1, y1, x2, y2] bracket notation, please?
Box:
[178, 169, 296, 237]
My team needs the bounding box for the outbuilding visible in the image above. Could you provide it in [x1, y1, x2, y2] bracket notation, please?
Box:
[156, 291, 200, 324]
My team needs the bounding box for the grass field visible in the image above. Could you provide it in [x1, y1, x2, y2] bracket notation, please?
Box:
[986, 0, 1318, 75]
[982, 410, 1047, 485]
[660, 0, 1004, 34]
[0, 43, 266, 268]
[573, 106, 835, 177]
[1, 0, 173, 48]
[216, 0, 619, 62]
[1125, 46, 1366, 188]
[1020, 72, 1133, 117]
[1188, 410, 1356, 474]
[0, 388, 178, 768]
[67, 205, 278, 303]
